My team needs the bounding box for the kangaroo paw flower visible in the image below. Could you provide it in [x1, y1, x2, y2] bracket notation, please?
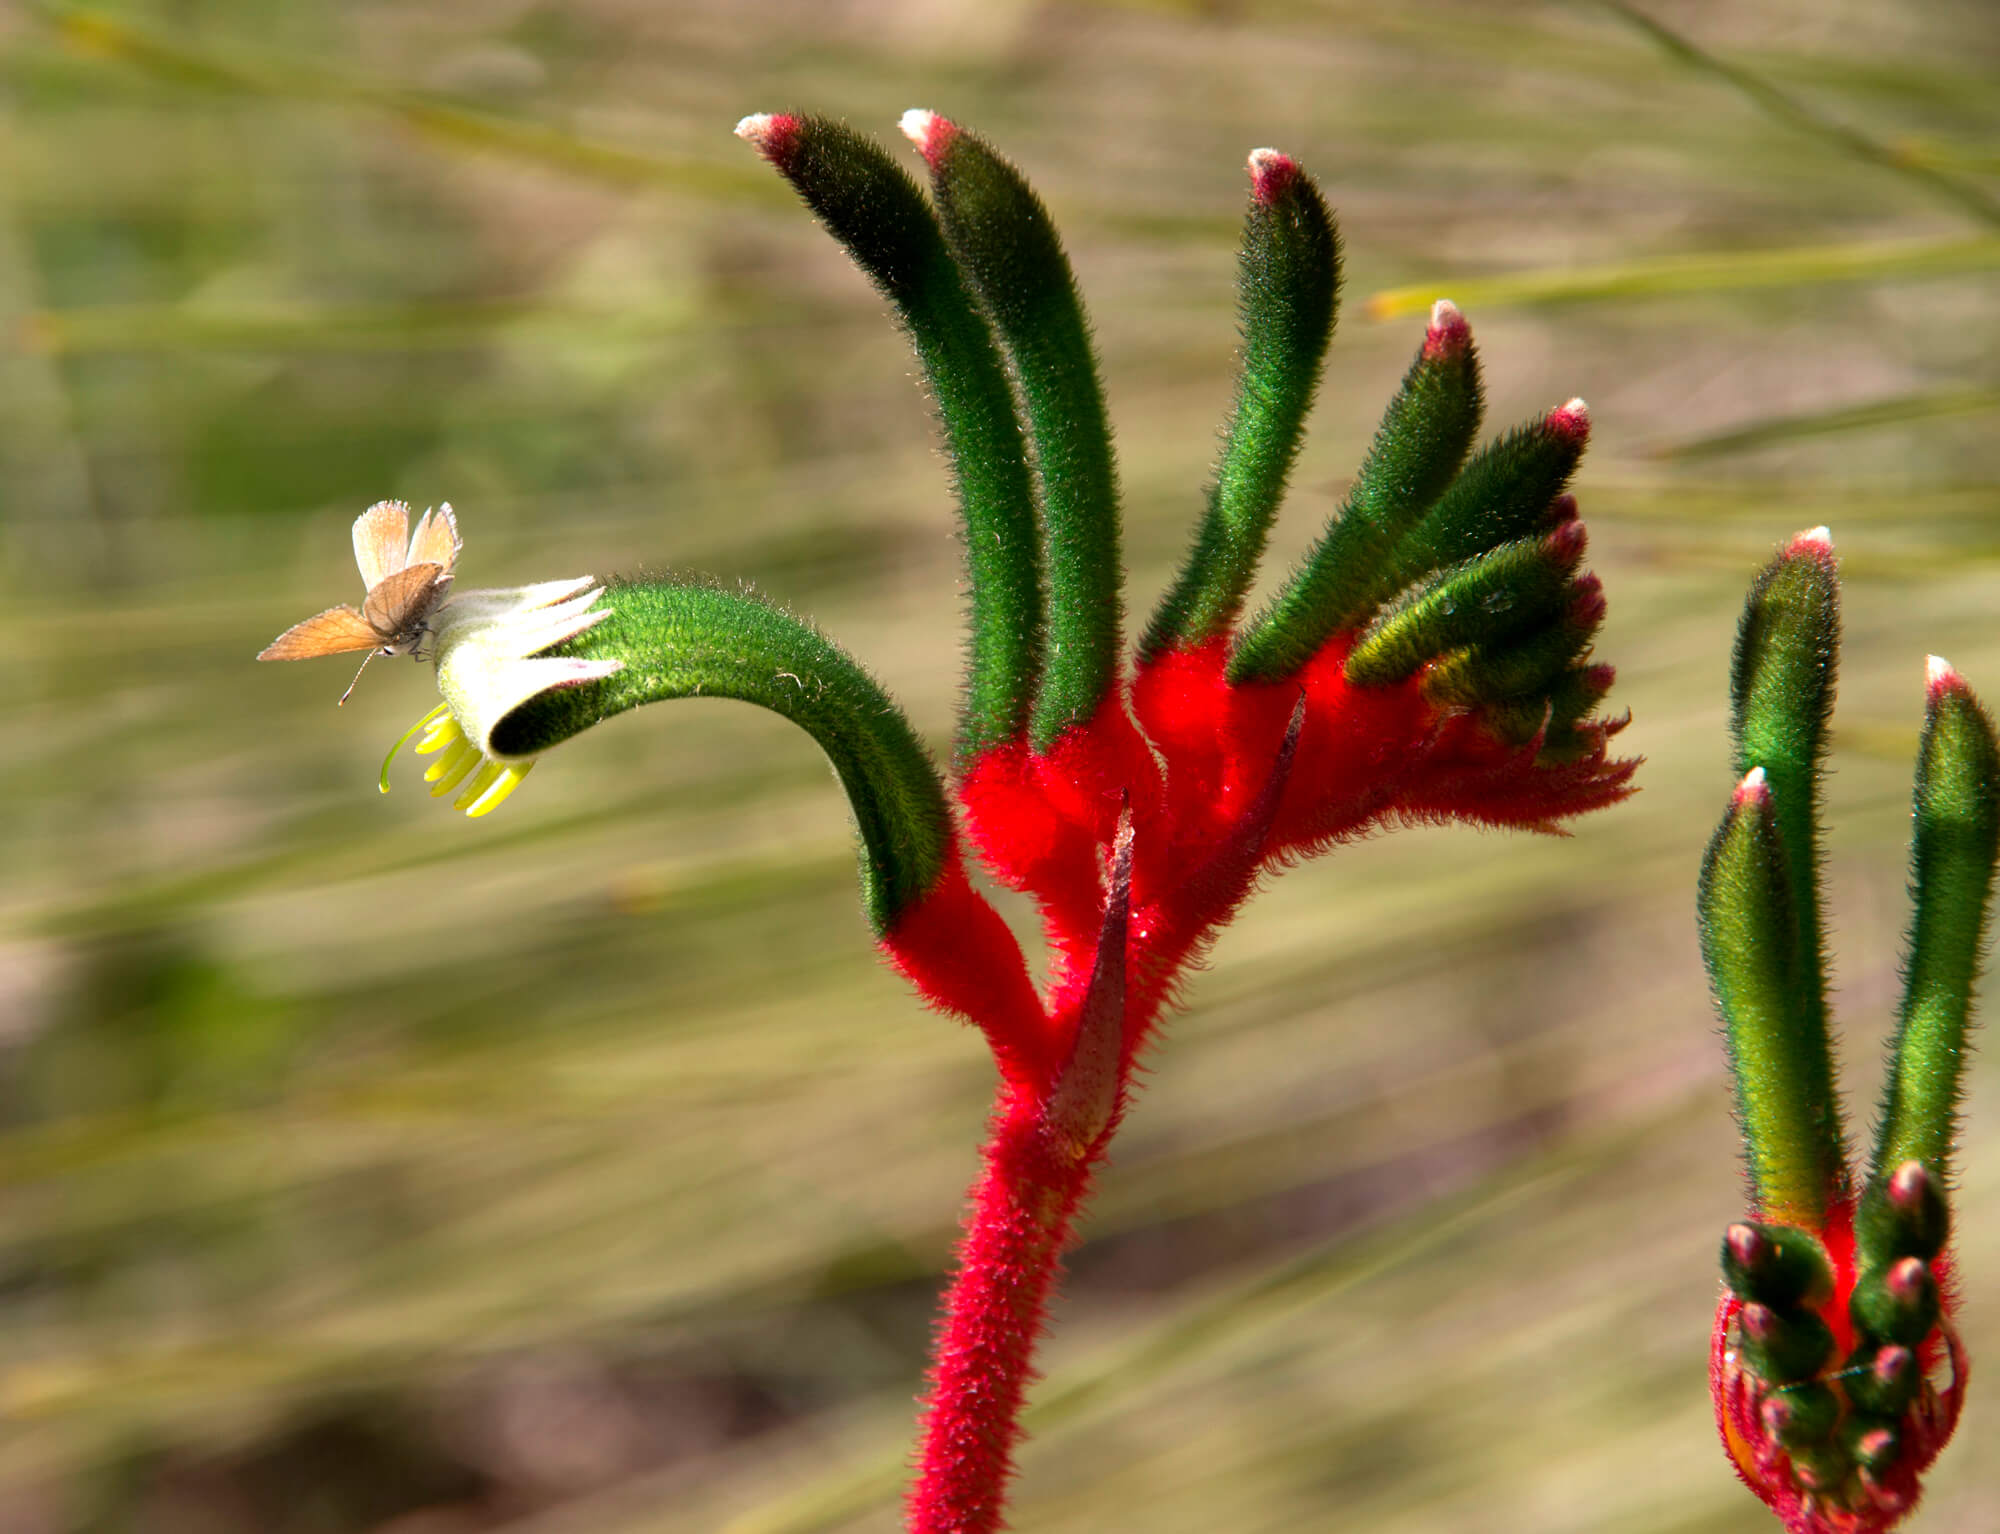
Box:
[273, 118, 1643, 1534]
[1703, 532, 1994, 1533]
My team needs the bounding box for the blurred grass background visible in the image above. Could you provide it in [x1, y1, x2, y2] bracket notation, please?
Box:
[2, 1, 1997, 1530]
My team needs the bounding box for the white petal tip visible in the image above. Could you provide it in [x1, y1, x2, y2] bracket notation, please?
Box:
[899, 108, 936, 146]
[1792, 525, 1834, 551]
[735, 113, 773, 142]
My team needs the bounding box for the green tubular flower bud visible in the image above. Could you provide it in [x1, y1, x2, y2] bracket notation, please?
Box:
[1142, 149, 1340, 661]
[903, 110, 1121, 749]
[1729, 531, 1841, 1142]
[1759, 1382, 1840, 1449]
[1422, 600, 1596, 709]
[1343, 531, 1580, 689]
[1854, 1161, 1950, 1268]
[1843, 1416, 1901, 1475]
[1699, 767, 1843, 1226]
[1721, 1222, 1834, 1309]
[1230, 300, 1482, 683]
[1849, 1256, 1940, 1348]
[491, 579, 951, 936]
[1737, 1300, 1835, 1385]
[1841, 1341, 1919, 1416]
[1872, 657, 2000, 1183]
[736, 113, 1042, 761]
[1354, 398, 1587, 619]
[1781, 1440, 1850, 1496]
[1479, 662, 1616, 759]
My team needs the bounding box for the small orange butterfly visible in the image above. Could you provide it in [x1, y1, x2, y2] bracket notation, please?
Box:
[259, 501, 462, 703]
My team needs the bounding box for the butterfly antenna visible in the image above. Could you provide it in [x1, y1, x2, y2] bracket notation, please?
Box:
[338, 649, 378, 706]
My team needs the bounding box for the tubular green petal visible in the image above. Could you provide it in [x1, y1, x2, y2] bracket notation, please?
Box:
[1375, 401, 1586, 598]
[906, 112, 1121, 749]
[1872, 661, 2000, 1183]
[1422, 605, 1596, 708]
[1730, 530, 1842, 1185]
[1699, 769, 1844, 1225]
[1482, 662, 1615, 755]
[1230, 300, 1483, 681]
[492, 579, 952, 934]
[1343, 535, 1577, 688]
[737, 114, 1041, 760]
[1141, 149, 1340, 660]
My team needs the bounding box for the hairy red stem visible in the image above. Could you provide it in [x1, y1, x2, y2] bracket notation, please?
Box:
[910, 1088, 1098, 1534]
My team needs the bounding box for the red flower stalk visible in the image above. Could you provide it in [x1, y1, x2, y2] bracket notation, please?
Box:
[1701, 536, 1996, 1533]
[722, 112, 1636, 1531]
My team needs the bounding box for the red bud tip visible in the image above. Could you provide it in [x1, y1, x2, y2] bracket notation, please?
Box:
[1733, 765, 1770, 809]
[1247, 147, 1300, 205]
[1546, 397, 1590, 445]
[1418, 297, 1471, 360]
[1925, 653, 1967, 701]
[1784, 525, 1834, 558]
[1544, 491, 1580, 527]
[1581, 661, 1617, 694]
[1759, 1395, 1796, 1434]
[1872, 1344, 1914, 1384]
[1888, 1159, 1933, 1209]
[1863, 1474, 1912, 1513]
[1885, 1256, 1930, 1302]
[1852, 1427, 1896, 1466]
[1567, 573, 1607, 628]
[1740, 1302, 1778, 1342]
[899, 108, 958, 168]
[1543, 518, 1588, 569]
[734, 112, 803, 168]
[1726, 1223, 1765, 1267]
[1793, 1457, 1836, 1491]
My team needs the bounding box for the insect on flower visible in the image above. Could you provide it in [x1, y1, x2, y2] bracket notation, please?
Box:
[258, 500, 463, 702]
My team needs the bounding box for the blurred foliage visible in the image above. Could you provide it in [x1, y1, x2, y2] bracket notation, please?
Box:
[1, 1, 1997, 1531]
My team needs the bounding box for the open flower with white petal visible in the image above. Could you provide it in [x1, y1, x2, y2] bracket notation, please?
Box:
[381, 577, 623, 818]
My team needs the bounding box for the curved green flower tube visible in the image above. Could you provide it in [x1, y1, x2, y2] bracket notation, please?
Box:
[495, 579, 952, 935]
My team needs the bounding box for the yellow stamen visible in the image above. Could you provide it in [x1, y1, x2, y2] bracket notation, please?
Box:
[424, 737, 473, 783]
[464, 759, 535, 818]
[380, 703, 451, 794]
[416, 713, 464, 754]
[453, 761, 504, 811]
[429, 747, 482, 797]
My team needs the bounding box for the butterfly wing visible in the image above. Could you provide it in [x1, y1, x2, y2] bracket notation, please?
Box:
[352, 500, 413, 589]
[258, 605, 383, 661]
[362, 561, 447, 647]
[407, 503, 462, 578]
